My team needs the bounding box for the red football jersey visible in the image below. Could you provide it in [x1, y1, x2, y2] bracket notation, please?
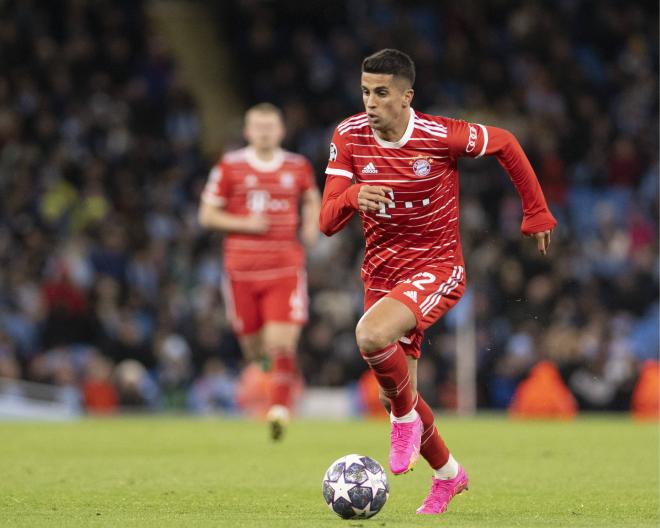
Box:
[325, 109, 492, 288]
[202, 146, 315, 278]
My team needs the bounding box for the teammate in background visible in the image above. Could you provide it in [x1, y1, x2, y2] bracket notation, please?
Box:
[319, 49, 556, 514]
[199, 103, 320, 440]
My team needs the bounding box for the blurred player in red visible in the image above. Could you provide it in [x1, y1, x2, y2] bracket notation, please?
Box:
[199, 103, 320, 440]
[320, 49, 556, 514]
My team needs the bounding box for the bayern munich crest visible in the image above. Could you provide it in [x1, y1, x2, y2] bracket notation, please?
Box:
[412, 158, 431, 177]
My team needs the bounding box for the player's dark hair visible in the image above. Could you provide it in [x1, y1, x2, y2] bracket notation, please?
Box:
[362, 49, 415, 86]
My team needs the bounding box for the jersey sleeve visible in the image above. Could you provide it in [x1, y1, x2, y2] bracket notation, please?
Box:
[299, 158, 316, 192]
[201, 160, 229, 207]
[445, 118, 490, 160]
[324, 126, 354, 181]
[447, 119, 557, 234]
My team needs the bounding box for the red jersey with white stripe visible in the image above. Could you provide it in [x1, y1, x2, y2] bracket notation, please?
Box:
[325, 108, 488, 289]
[202, 146, 315, 278]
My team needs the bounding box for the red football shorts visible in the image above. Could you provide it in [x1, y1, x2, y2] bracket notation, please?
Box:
[363, 265, 466, 359]
[222, 269, 308, 336]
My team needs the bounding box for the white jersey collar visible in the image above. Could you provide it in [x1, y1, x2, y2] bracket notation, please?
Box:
[244, 146, 285, 172]
[371, 107, 415, 149]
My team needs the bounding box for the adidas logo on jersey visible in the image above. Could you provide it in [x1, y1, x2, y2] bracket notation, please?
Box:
[361, 162, 378, 174]
[403, 290, 418, 302]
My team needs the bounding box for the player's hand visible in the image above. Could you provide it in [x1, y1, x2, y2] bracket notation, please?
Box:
[357, 185, 394, 213]
[527, 230, 552, 255]
[243, 214, 269, 234]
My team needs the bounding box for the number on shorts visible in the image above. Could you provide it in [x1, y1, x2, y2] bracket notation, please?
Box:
[410, 272, 436, 290]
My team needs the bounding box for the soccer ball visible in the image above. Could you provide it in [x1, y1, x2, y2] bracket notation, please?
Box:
[322, 454, 389, 519]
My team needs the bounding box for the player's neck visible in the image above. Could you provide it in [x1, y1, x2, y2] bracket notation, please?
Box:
[250, 146, 280, 161]
[374, 108, 411, 143]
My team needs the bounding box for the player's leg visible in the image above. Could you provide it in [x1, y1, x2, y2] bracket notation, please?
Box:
[237, 333, 263, 363]
[356, 297, 417, 416]
[356, 295, 422, 474]
[377, 355, 453, 477]
[262, 322, 301, 439]
[221, 275, 263, 359]
[385, 266, 469, 514]
[261, 271, 307, 440]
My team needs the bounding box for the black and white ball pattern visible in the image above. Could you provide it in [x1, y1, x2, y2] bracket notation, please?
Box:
[322, 454, 389, 519]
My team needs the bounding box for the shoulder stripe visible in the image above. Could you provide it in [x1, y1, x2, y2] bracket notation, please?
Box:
[339, 119, 369, 135]
[416, 117, 448, 131]
[338, 113, 368, 129]
[414, 124, 447, 138]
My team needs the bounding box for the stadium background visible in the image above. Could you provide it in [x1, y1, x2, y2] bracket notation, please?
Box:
[0, 0, 657, 417]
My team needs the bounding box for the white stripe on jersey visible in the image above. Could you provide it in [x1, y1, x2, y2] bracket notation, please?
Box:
[414, 124, 447, 138]
[366, 192, 454, 223]
[406, 138, 449, 145]
[347, 143, 449, 156]
[352, 154, 446, 160]
[338, 114, 368, 130]
[415, 117, 448, 132]
[339, 122, 369, 135]
[338, 116, 368, 132]
[357, 167, 454, 184]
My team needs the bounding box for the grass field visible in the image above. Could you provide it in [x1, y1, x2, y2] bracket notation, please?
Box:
[0, 416, 658, 527]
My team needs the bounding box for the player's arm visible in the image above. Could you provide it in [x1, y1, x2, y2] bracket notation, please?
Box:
[198, 162, 268, 235]
[319, 178, 394, 236]
[198, 199, 268, 234]
[320, 126, 393, 236]
[300, 187, 321, 246]
[448, 120, 557, 255]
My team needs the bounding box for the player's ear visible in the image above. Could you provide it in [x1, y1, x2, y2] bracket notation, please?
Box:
[403, 88, 414, 107]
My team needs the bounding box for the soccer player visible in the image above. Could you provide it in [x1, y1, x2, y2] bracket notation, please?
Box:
[319, 49, 556, 514]
[199, 103, 320, 440]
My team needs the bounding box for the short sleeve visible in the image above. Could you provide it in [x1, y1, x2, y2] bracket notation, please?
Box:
[299, 159, 316, 191]
[445, 118, 489, 160]
[201, 161, 229, 206]
[324, 126, 354, 180]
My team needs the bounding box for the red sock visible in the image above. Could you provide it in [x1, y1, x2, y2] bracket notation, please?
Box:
[271, 351, 297, 409]
[415, 394, 450, 469]
[361, 343, 414, 417]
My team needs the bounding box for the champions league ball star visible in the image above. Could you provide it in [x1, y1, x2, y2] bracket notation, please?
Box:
[322, 454, 390, 519]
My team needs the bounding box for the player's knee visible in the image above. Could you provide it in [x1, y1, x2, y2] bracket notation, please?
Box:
[355, 321, 391, 354]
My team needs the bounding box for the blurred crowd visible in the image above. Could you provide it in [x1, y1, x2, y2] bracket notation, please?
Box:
[0, 0, 657, 413]
[0, 0, 240, 413]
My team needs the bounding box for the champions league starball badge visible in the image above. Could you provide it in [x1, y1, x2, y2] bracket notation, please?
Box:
[412, 157, 431, 177]
[329, 142, 337, 161]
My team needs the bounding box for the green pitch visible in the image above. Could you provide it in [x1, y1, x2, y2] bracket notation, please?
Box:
[1, 416, 657, 527]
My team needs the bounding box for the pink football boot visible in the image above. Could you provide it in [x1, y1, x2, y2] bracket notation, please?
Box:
[416, 465, 469, 514]
[389, 414, 422, 474]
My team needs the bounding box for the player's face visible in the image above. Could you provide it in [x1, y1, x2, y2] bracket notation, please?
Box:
[244, 111, 285, 151]
[361, 72, 413, 132]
